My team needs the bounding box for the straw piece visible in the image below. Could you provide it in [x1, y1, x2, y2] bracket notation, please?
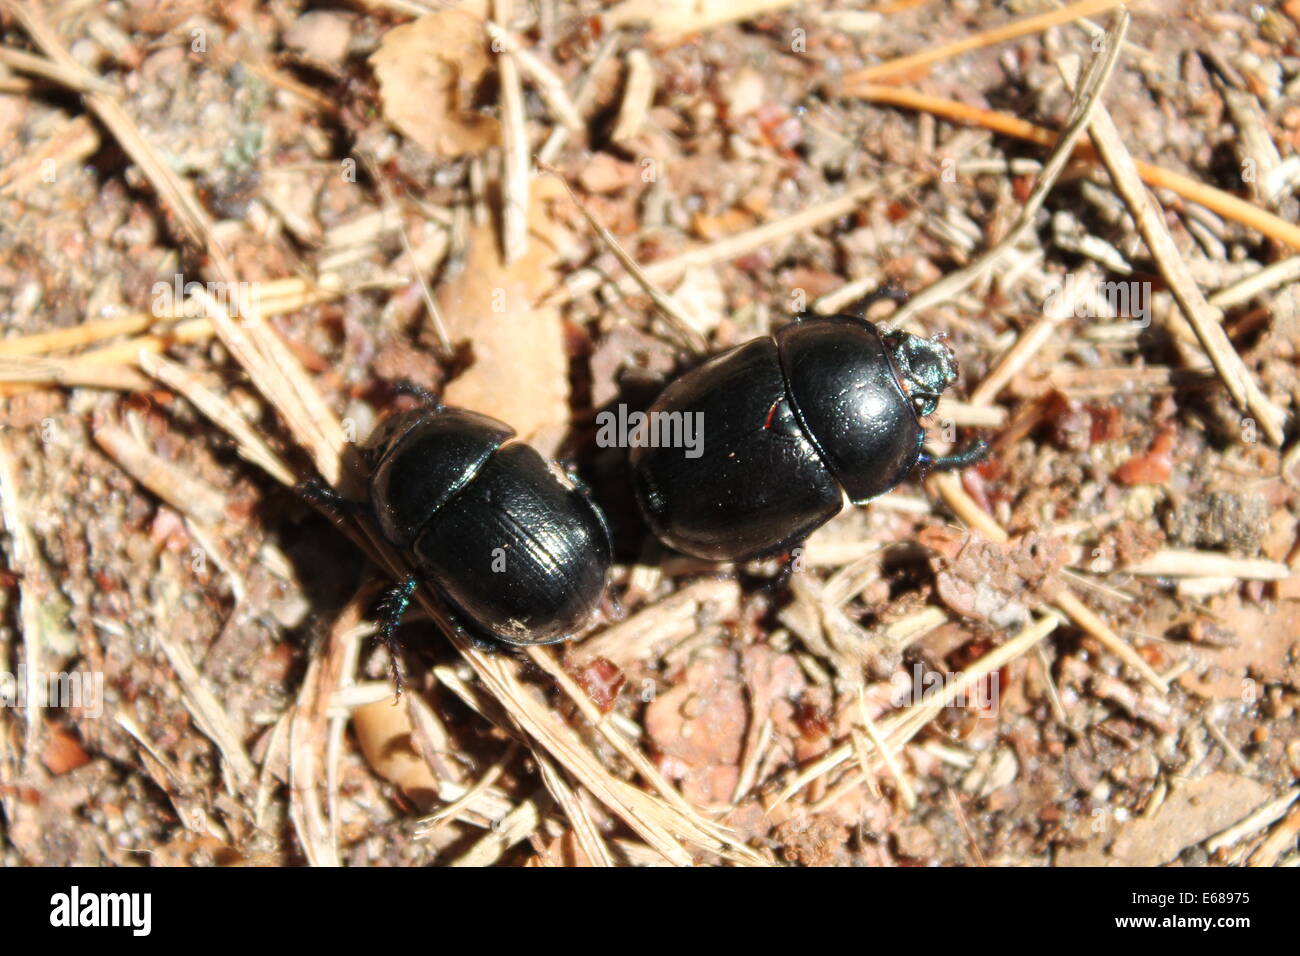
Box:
[882, 22, 1128, 331]
[846, 84, 1300, 255]
[486, 21, 584, 131]
[1058, 57, 1287, 446]
[611, 49, 653, 145]
[92, 424, 228, 525]
[551, 175, 920, 306]
[0, 436, 44, 768]
[153, 628, 258, 789]
[493, 0, 530, 264]
[841, 0, 1124, 87]
[544, 165, 709, 355]
[138, 351, 297, 487]
[1122, 549, 1293, 581]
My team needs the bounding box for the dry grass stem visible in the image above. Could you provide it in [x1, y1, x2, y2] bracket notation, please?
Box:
[0, 43, 114, 94]
[137, 352, 297, 487]
[0, 436, 44, 768]
[0, 114, 98, 196]
[485, 22, 584, 131]
[537, 35, 620, 166]
[1249, 803, 1300, 867]
[359, 152, 454, 358]
[450, 787, 546, 866]
[882, 14, 1128, 331]
[544, 165, 709, 355]
[927, 470, 1168, 691]
[554, 174, 922, 306]
[1207, 256, 1300, 310]
[967, 264, 1102, 405]
[4, 1, 215, 248]
[777, 614, 1062, 803]
[92, 424, 228, 525]
[858, 689, 916, 810]
[534, 753, 615, 866]
[0, 356, 152, 391]
[151, 629, 257, 788]
[0, 277, 341, 359]
[841, 0, 1124, 87]
[847, 85, 1300, 254]
[493, 0, 530, 264]
[288, 593, 369, 866]
[611, 48, 653, 145]
[1057, 58, 1287, 446]
[417, 743, 519, 830]
[604, 0, 798, 41]
[1122, 550, 1293, 581]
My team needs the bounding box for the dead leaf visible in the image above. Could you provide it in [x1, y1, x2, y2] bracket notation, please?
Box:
[1176, 594, 1300, 699]
[369, 0, 499, 158]
[437, 177, 571, 451]
[353, 698, 440, 811]
[41, 725, 90, 776]
[1056, 772, 1271, 866]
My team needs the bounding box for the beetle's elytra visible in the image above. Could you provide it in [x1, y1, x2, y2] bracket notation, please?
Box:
[630, 314, 979, 562]
[363, 400, 612, 647]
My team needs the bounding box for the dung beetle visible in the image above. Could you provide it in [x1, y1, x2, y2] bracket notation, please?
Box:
[630, 314, 985, 562]
[307, 385, 612, 654]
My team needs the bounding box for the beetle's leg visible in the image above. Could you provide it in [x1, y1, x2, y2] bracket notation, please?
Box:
[917, 438, 989, 476]
[391, 380, 442, 409]
[375, 574, 418, 696]
[297, 477, 360, 517]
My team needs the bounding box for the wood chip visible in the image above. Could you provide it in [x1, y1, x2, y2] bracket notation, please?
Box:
[93, 423, 227, 525]
[610, 49, 654, 146]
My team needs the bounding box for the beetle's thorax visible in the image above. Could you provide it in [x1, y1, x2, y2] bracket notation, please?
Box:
[882, 330, 958, 418]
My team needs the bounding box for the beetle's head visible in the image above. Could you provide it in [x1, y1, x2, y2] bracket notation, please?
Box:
[883, 330, 958, 418]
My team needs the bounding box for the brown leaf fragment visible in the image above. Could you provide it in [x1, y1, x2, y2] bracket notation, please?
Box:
[370, 0, 500, 158]
[1113, 426, 1175, 486]
[571, 657, 625, 713]
[1175, 595, 1300, 699]
[1056, 772, 1271, 866]
[353, 699, 440, 811]
[41, 725, 90, 776]
[437, 178, 571, 449]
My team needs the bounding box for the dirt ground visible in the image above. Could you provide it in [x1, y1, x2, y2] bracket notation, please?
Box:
[0, 0, 1298, 867]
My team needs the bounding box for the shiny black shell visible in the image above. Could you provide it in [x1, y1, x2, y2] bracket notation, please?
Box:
[631, 316, 926, 562]
[367, 407, 611, 645]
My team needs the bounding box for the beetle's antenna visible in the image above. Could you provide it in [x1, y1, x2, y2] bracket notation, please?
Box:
[918, 439, 990, 476]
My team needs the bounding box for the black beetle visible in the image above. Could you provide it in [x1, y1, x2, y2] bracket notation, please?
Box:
[308, 386, 612, 654]
[629, 314, 985, 562]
